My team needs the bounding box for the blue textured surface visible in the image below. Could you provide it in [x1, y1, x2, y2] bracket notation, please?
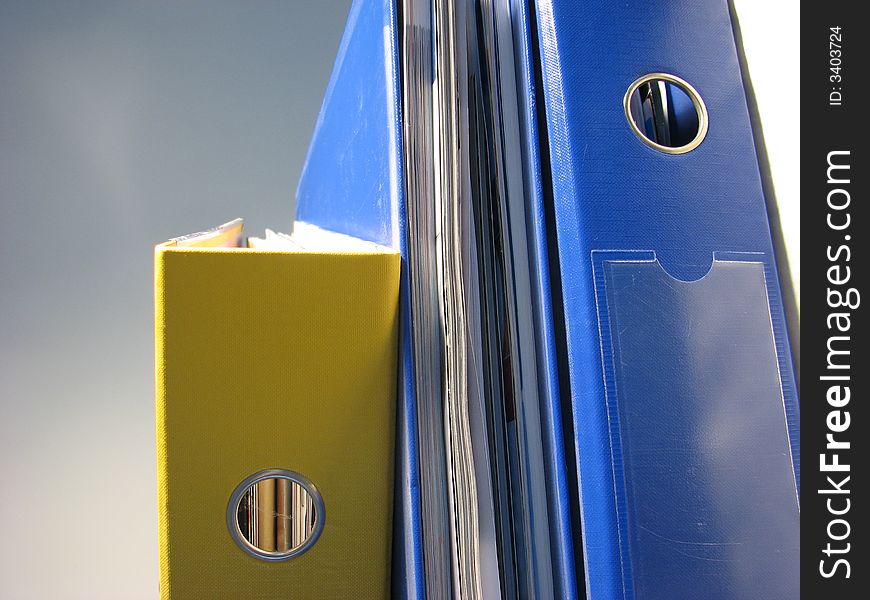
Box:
[296, 0, 402, 249]
[533, 0, 800, 597]
[510, 0, 578, 597]
[295, 1, 424, 598]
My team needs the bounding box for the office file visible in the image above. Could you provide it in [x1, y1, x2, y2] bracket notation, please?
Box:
[155, 220, 400, 599]
[297, 0, 580, 597]
[147, 0, 803, 598]
[532, 0, 800, 598]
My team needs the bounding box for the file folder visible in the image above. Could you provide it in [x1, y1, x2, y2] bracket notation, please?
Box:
[510, 0, 579, 596]
[532, 0, 800, 598]
[179, 0, 802, 597]
[155, 221, 400, 599]
[297, 2, 581, 598]
[297, 0, 576, 598]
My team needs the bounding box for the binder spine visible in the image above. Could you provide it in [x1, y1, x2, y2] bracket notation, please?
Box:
[533, 0, 800, 597]
[154, 244, 401, 598]
[154, 247, 171, 600]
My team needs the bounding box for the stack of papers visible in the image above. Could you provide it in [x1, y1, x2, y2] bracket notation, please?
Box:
[402, 1, 554, 597]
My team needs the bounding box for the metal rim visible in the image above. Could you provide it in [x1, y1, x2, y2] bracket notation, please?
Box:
[226, 468, 325, 561]
[623, 73, 709, 155]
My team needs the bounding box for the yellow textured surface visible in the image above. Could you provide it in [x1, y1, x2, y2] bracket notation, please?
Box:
[155, 244, 400, 599]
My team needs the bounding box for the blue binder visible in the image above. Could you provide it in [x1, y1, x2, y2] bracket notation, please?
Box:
[297, 0, 799, 597]
[510, 0, 579, 597]
[532, 0, 800, 598]
[297, 2, 583, 597]
[295, 1, 424, 598]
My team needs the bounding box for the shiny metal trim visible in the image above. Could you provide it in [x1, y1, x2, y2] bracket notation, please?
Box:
[623, 73, 709, 154]
[226, 468, 325, 561]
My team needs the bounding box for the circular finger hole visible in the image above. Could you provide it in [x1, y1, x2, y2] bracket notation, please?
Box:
[624, 73, 708, 154]
[227, 469, 324, 561]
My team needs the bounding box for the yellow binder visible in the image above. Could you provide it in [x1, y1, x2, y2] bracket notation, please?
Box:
[155, 220, 400, 599]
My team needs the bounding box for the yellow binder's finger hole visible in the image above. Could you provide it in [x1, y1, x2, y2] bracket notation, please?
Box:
[227, 469, 325, 561]
[624, 73, 708, 154]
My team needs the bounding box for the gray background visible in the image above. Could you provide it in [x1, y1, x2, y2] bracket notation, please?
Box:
[0, 2, 350, 598]
[0, 1, 797, 598]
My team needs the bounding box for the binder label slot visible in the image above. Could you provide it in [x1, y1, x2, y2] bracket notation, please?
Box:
[593, 252, 799, 599]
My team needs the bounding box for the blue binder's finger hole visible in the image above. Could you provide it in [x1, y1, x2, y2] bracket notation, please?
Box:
[624, 73, 708, 154]
[227, 469, 325, 561]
